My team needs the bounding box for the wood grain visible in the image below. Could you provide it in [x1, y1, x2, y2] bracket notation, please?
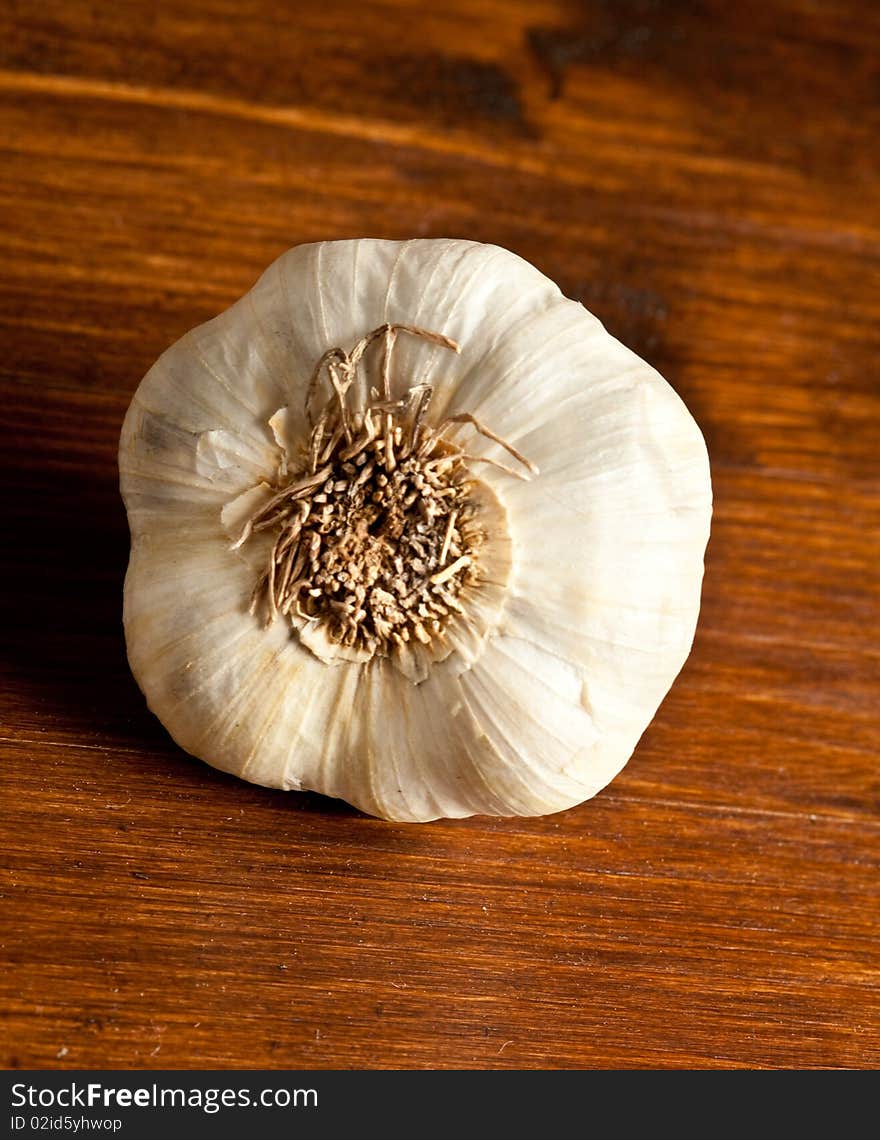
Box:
[1, 0, 878, 1070]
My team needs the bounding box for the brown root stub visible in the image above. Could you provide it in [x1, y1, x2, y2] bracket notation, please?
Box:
[236, 324, 534, 668]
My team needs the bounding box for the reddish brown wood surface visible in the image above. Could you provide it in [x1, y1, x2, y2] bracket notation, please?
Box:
[1, 0, 878, 1070]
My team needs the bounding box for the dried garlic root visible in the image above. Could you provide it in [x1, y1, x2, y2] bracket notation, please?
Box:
[119, 239, 711, 822]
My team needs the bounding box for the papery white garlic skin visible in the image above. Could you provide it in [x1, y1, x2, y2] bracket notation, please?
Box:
[119, 238, 712, 822]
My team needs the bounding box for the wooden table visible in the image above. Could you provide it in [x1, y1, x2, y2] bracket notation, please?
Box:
[2, 0, 878, 1071]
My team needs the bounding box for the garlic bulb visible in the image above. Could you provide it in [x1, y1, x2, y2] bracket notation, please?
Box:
[119, 238, 711, 822]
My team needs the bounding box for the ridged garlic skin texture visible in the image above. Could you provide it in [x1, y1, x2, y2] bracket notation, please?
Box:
[119, 239, 712, 822]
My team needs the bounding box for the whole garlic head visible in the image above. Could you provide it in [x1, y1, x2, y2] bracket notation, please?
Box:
[119, 238, 711, 822]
